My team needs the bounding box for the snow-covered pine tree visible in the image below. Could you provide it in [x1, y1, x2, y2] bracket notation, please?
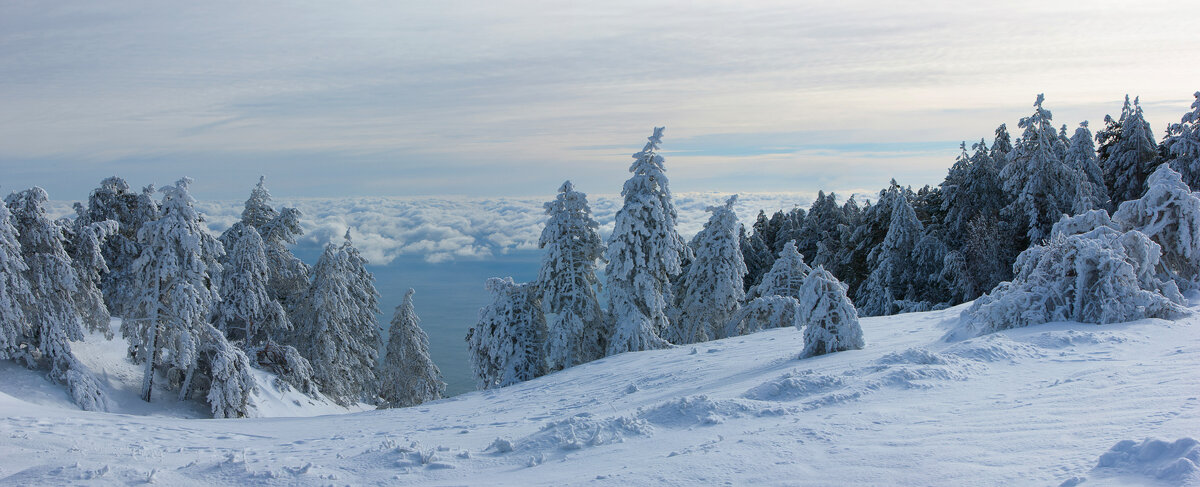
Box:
[797, 191, 845, 269]
[122, 178, 256, 417]
[466, 277, 548, 389]
[379, 289, 445, 408]
[671, 195, 747, 343]
[216, 222, 289, 346]
[80, 177, 160, 316]
[857, 191, 923, 317]
[1113, 165, 1200, 289]
[771, 206, 806, 255]
[0, 196, 33, 360]
[1104, 96, 1162, 205]
[1165, 92, 1200, 190]
[908, 231, 951, 307]
[1065, 121, 1109, 213]
[6, 188, 110, 411]
[992, 123, 1013, 169]
[846, 182, 908, 295]
[1000, 94, 1081, 244]
[750, 240, 812, 300]
[605, 127, 690, 354]
[537, 181, 606, 370]
[298, 230, 382, 405]
[739, 224, 774, 293]
[752, 210, 780, 255]
[941, 140, 1005, 249]
[241, 176, 279, 230]
[61, 207, 118, 338]
[799, 266, 864, 358]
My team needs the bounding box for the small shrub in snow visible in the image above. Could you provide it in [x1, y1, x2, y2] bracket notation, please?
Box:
[955, 226, 1187, 340]
[798, 267, 864, 358]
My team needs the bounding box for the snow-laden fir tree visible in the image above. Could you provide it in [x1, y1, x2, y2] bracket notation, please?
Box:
[908, 232, 951, 307]
[671, 195, 746, 343]
[605, 127, 690, 354]
[847, 182, 908, 295]
[466, 277, 547, 389]
[771, 206, 806, 255]
[1165, 92, 1200, 189]
[799, 266, 864, 358]
[992, 123, 1013, 168]
[241, 176, 279, 230]
[262, 207, 310, 318]
[752, 210, 782, 254]
[379, 289, 445, 408]
[797, 191, 845, 269]
[216, 222, 289, 345]
[1000, 94, 1082, 244]
[61, 207, 118, 338]
[1104, 96, 1161, 205]
[857, 193, 923, 316]
[123, 179, 256, 417]
[538, 181, 607, 370]
[0, 196, 33, 360]
[6, 188, 110, 411]
[739, 224, 774, 293]
[749, 240, 812, 300]
[1113, 165, 1200, 289]
[80, 177, 160, 316]
[941, 140, 1005, 249]
[1065, 121, 1109, 213]
[298, 230, 382, 405]
[953, 224, 1186, 340]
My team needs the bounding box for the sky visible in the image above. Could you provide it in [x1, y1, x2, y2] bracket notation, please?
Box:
[2, 0, 1199, 201]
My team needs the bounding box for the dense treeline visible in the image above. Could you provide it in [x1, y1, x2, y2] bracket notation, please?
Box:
[467, 92, 1200, 389]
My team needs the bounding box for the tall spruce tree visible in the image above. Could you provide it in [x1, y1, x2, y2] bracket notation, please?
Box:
[80, 177, 160, 316]
[739, 224, 774, 292]
[379, 289, 445, 408]
[1165, 92, 1200, 190]
[605, 127, 689, 354]
[1065, 121, 1109, 213]
[1104, 96, 1161, 205]
[538, 181, 606, 370]
[466, 277, 547, 389]
[1000, 94, 1081, 244]
[671, 195, 746, 343]
[857, 193, 923, 316]
[0, 197, 32, 359]
[216, 223, 289, 346]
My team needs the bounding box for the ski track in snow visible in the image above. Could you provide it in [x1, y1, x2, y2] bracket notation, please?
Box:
[1, 304, 1199, 485]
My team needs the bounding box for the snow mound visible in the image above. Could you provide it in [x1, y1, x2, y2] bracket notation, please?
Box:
[637, 395, 789, 428]
[743, 370, 846, 401]
[517, 414, 653, 452]
[866, 348, 982, 387]
[1094, 437, 1200, 484]
[1024, 329, 1134, 349]
[945, 334, 1046, 363]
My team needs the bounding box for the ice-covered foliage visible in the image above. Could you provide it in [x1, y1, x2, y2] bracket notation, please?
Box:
[1065, 121, 1109, 213]
[671, 195, 746, 343]
[991, 123, 1013, 167]
[605, 127, 689, 354]
[1000, 94, 1083, 243]
[858, 193, 923, 317]
[941, 140, 1004, 249]
[196, 324, 257, 418]
[723, 295, 801, 338]
[216, 223, 290, 345]
[297, 231, 382, 405]
[538, 181, 606, 370]
[466, 277, 547, 389]
[241, 176, 280, 230]
[1051, 209, 1117, 237]
[379, 289, 445, 408]
[79, 177, 160, 316]
[60, 211, 118, 338]
[1113, 165, 1200, 288]
[799, 266, 864, 358]
[5, 187, 111, 411]
[847, 182, 908, 296]
[260, 207, 310, 319]
[739, 224, 774, 293]
[0, 197, 33, 359]
[797, 191, 845, 270]
[954, 226, 1186, 340]
[749, 240, 811, 300]
[1165, 92, 1200, 190]
[909, 232, 951, 305]
[1104, 96, 1161, 205]
[123, 178, 232, 413]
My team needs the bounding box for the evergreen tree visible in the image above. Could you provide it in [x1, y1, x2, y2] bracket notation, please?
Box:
[1065, 121, 1109, 212]
[379, 289, 445, 408]
[6, 188, 110, 411]
[80, 177, 159, 316]
[749, 240, 812, 300]
[240, 176, 279, 230]
[671, 195, 746, 343]
[1104, 96, 1162, 205]
[0, 197, 32, 360]
[991, 123, 1013, 168]
[909, 231, 951, 306]
[1000, 94, 1081, 244]
[299, 231, 382, 405]
[846, 182, 908, 294]
[605, 127, 689, 354]
[771, 207, 806, 254]
[1113, 165, 1200, 289]
[739, 224, 774, 293]
[538, 181, 606, 370]
[941, 140, 1005, 249]
[1165, 92, 1200, 189]
[466, 277, 547, 389]
[61, 207, 118, 338]
[797, 191, 845, 269]
[799, 266, 864, 358]
[123, 178, 255, 417]
[857, 193, 923, 316]
[751, 210, 780, 254]
[216, 223, 289, 346]
[261, 207, 310, 319]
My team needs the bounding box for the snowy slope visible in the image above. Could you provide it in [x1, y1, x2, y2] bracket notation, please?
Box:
[1, 304, 1199, 486]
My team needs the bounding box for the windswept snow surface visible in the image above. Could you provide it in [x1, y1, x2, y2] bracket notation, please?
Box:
[2, 304, 1199, 485]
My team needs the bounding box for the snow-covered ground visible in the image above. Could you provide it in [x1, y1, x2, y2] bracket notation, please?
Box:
[1, 305, 1198, 485]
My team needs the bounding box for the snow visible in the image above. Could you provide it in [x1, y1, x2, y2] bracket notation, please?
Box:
[1, 301, 1199, 485]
